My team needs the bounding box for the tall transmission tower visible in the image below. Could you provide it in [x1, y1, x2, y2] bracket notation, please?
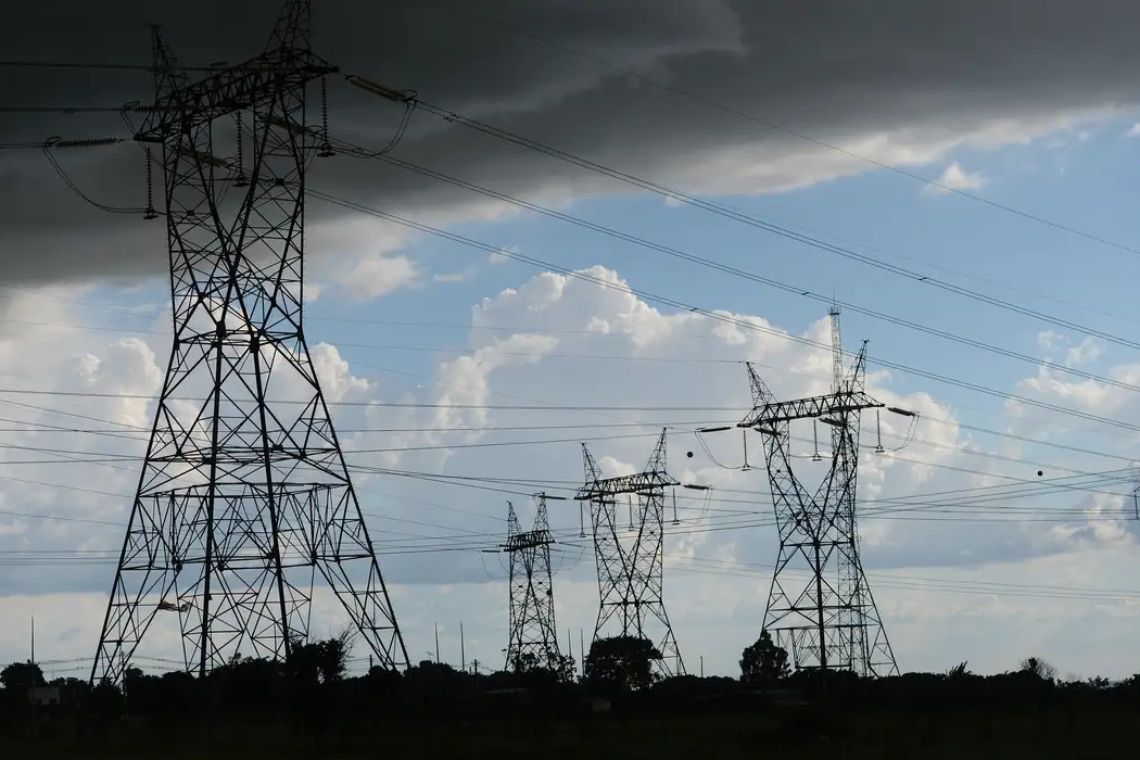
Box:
[91, 0, 408, 683]
[502, 494, 562, 672]
[578, 430, 685, 676]
[738, 309, 898, 676]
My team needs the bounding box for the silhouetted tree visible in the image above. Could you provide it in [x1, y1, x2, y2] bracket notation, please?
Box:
[288, 634, 349, 685]
[404, 660, 467, 704]
[550, 653, 576, 684]
[740, 631, 790, 688]
[1020, 656, 1057, 683]
[509, 651, 576, 683]
[584, 636, 661, 691]
[122, 666, 146, 698]
[49, 676, 90, 705]
[945, 661, 970, 679]
[0, 661, 45, 691]
[87, 678, 125, 720]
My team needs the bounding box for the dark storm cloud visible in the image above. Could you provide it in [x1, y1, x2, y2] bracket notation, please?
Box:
[2, 0, 1139, 285]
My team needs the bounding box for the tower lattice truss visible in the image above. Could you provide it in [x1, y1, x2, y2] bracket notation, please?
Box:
[503, 494, 562, 671]
[92, 1, 408, 684]
[578, 430, 685, 677]
[738, 310, 898, 677]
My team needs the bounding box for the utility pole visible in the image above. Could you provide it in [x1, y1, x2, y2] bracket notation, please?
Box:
[92, 0, 408, 683]
[460, 622, 466, 673]
[738, 309, 899, 676]
[435, 623, 440, 664]
[579, 430, 685, 676]
[503, 495, 563, 671]
[30, 615, 38, 728]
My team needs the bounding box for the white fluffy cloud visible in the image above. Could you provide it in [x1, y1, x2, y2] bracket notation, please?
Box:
[311, 342, 375, 403]
[926, 161, 987, 194]
[330, 252, 421, 301]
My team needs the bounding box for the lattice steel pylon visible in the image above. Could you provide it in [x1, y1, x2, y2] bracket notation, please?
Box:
[738, 309, 897, 677]
[577, 430, 685, 676]
[503, 494, 562, 671]
[91, 0, 408, 683]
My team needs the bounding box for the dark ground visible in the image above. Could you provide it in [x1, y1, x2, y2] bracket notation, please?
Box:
[3, 701, 1135, 758]
[4, 660, 1138, 758]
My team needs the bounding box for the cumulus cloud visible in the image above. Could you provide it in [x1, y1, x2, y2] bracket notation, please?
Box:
[1038, 330, 1065, 353]
[311, 342, 374, 403]
[1065, 337, 1106, 367]
[1036, 331, 1106, 368]
[926, 161, 987, 194]
[487, 246, 517, 265]
[331, 251, 421, 301]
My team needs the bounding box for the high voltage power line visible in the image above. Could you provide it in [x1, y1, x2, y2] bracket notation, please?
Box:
[5, 492, 1134, 570]
[330, 138, 1140, 397]
[3, 306, 1137, 449]
[0, 376, 1130, 558]
[0, 329, 1134, 475]
[2, 303, 1140, 446]
[356, 91, 1140, 353]
[3, 269, 1137, 454]
[311, 190, 1140, 436]
[6, 44, 1140, 269]
[3, 453, 1131, 533]
[6, 86, 1140, 355]
[2, 128, 1140, 471]
[3, 309, 1135, 456]
[453, 3, 1140, 267]
[0, 387, 1131, 506]
[4, 20, 1140, 678]
[8, 70, 1140, 335]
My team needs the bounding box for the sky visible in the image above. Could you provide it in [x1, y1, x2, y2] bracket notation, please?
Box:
[3, 0, 1140, 680]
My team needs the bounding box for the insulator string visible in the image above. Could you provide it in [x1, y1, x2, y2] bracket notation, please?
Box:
[318, 76, 334, 157]
[233, 112, 248, 186]
[144, 146, 157, 219]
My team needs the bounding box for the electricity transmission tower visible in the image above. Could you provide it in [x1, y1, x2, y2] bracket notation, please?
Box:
[578, 430, 685, 676]
[92, 0, 408, 683]
[502, 494, 562, 672]
[738, 309, 898, 676]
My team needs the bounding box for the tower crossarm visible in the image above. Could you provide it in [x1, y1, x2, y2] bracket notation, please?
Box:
[738, 390, 882, 428]
[135, 48, 336, 143]
[576, 471, 679, 500]
[502, 529, 555, 552]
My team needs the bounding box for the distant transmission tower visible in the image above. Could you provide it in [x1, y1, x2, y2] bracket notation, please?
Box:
[92, 0, 408, 683]
[578, 430, 685, 676]
[738, 309, 898, 676]
[503, 494, 562, 671]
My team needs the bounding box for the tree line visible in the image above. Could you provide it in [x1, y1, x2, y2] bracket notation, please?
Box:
[3, 632, 1140, 746]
